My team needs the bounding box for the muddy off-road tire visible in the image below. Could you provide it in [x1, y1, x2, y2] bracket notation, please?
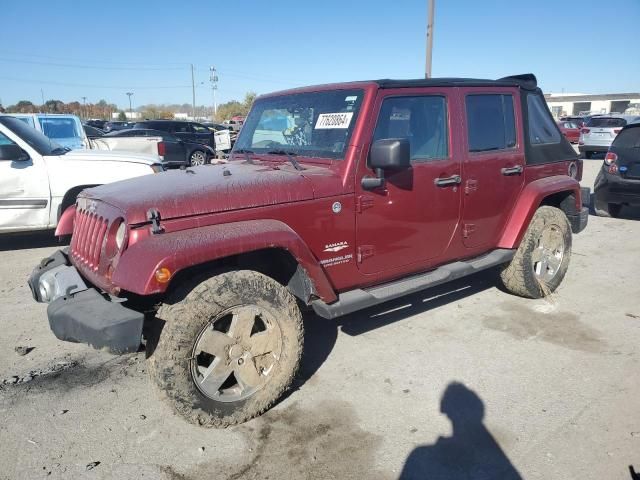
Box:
[500, 206, 572, 299]
[149, 270, 303, 428]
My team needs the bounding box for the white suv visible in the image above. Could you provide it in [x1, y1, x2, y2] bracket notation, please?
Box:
[0, 115, 162, 234]
[579, 115, 640, 158]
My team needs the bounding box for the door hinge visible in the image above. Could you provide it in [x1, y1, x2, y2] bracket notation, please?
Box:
[357, 245, 375, 263]
[464, 179, 478, 195]
[462, 223, 476, 238]
[356, 195, 374, 213]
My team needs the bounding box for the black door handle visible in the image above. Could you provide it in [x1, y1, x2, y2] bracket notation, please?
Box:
[434, 175, 462, 187]
[501, 165, 523, 176]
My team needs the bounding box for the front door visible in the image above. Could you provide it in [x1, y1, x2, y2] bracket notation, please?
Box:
[356, 89, 462, 275]
[0, 129, 50, 231]
[459, 89, 525, 249]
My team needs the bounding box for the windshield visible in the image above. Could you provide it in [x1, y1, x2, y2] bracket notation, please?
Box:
[0, 116, 66, 155]
[234, 89, 364, 159]
[38, 117, 84, 149]
[15, 116, 36, 128]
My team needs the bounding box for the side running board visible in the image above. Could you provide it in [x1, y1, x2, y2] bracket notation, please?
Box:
[312, 248, 515, 319]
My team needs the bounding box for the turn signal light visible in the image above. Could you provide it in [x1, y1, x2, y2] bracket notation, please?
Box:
[613, 129, 621, 134]
[155, 267, 172, 284]
[604, 152, 618, 165]
[581, 128, 590, 134]
[157, 141, 166, 157]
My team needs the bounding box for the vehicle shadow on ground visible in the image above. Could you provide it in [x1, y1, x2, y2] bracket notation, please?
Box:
[0, 231, 68, 252]
[289, 270, 497, 397]
[398, 382, 523, 480]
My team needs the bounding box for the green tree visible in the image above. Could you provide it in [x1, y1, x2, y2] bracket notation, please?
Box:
[117, 111, 127, 121]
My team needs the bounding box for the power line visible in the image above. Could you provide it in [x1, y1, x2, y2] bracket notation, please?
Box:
[0, 75, 199, 90]
[0, 57, 186, 71]
[0, 49, 187, 67]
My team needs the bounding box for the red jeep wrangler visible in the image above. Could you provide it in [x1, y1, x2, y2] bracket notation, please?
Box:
[29, 74, 588, 427]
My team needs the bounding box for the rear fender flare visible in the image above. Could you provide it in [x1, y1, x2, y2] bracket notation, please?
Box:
[498, 175, 581, 249]
[112, 219, 336, 302]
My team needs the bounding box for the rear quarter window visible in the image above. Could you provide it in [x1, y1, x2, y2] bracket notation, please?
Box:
[527, 95, 561, 144]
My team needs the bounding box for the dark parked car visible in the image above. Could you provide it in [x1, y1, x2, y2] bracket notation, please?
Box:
[83, 124, 105, 138]
[85, 119, 107, 130]
[202, 122, 232, 132]
[133, 120, 215, 149]
[103, 121, 134, 133]
[104, 128, 215, 167]
[594, 122, 640, 217]
[557, 121, 580, 143]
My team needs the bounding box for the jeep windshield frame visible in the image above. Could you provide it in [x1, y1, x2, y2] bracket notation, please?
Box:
[233, 89, 365, 160]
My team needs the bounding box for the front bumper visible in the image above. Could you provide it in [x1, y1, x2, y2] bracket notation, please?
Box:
[28, 250, 143, 354]
[567, 207, 589, 234]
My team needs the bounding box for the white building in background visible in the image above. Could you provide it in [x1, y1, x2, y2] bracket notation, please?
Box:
[545, 93, 640, 118]
[111, 111, 141, 120]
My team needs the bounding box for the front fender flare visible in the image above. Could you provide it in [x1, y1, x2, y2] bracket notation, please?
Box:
[498, 175, 582, 249]
[112, 219, 336, 302]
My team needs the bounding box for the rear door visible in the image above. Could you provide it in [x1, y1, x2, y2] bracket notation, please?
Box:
[460, 89, 525, 249]
[355, 88, 462, 275]
[190, 122, 215, 148]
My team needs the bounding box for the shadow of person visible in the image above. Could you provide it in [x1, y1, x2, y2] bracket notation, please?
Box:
[399, 382, 522, 480]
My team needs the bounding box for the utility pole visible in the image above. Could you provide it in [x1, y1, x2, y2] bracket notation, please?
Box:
[425, 0, 435, 79]
[81, 96, 87, 119]
[126, 92, 134, 119]
[209, 66, 218, 120]
[191, 64, 196, 120]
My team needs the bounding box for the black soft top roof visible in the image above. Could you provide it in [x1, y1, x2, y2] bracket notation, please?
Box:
[375, 74, 538, 91]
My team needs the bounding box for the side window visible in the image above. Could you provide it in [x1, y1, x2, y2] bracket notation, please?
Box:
[172, 123, 189, 133]
[465, 94, 516, 152]
[527, 94, 561, 144]
[191, 123, 209, 134]
[0, 131, 17, 146]
[372, 95, 448, 161]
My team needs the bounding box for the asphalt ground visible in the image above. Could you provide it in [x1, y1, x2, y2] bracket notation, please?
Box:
[0, 158, 639, 480]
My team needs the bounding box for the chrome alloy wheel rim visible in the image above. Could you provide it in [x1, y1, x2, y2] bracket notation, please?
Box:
[190, 151, 206, 165]
[532, 223, 565, 283]
[190, 305, 283, 403]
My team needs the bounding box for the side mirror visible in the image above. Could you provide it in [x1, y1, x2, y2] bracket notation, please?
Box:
[0, 144, 29, 162]
[362, 138, 410, 190]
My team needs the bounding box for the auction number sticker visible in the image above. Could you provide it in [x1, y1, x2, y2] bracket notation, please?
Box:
[315, 112, 354, 129]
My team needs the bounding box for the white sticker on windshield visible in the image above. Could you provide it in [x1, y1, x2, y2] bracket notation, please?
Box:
[315, 112, 354, 129]
[345, 95, 358, 102]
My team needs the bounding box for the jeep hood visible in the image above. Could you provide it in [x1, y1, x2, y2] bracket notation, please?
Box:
[82, 161, 338, 224]
[62, 149, 159, 165]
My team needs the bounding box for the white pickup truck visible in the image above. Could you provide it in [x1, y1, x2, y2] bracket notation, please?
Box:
[0, 115, 162, 234]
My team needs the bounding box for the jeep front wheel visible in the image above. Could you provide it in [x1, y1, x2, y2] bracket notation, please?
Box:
[149, 270, 303, 427]
[500, 206, 572, 298]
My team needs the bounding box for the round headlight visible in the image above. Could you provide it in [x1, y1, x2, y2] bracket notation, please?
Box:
[115, 222, 127, 250]
[39, 283, 51, 303]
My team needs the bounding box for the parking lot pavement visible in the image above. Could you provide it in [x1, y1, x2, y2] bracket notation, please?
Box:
[1, 206, 639, 479]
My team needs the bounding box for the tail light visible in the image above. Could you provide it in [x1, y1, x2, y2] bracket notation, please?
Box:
[613, 129, 621, 134]
[605, 152, 618, 174]
[581, 128, 590, 134]
[157, 141, 166, 158]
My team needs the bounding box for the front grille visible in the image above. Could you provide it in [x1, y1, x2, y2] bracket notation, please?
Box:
[70, 208, 108, 271]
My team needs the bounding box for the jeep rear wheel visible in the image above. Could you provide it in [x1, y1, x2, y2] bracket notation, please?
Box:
[500, 206, 572, 298]
[149, 270, 303, 427]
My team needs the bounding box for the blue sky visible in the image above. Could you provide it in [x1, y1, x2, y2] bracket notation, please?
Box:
[1, 0, 638, 109]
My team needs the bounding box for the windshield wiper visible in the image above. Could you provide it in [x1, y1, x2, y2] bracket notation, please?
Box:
[234, 148, 256, 165]
[267, 149, 304, 171]
[50, 146, 70, 155]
